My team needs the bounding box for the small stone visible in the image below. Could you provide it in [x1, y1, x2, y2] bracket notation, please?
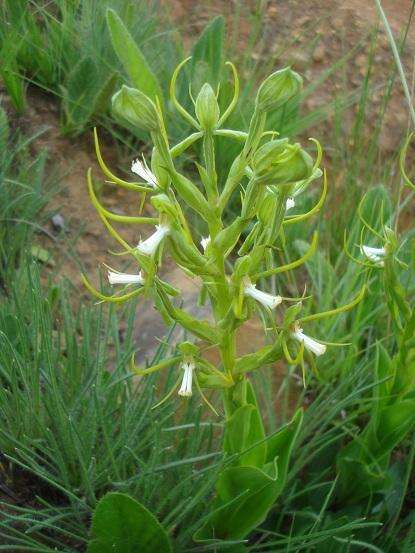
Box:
[290, 51, 309, 71]
[51, 213, 65, 232]
[312, 44, 326, 63]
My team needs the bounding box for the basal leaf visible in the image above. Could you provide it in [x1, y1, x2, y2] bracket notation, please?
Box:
[88, 492, 172, 553]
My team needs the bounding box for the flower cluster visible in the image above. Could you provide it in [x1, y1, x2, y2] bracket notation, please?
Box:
[84, 60, 364, 409]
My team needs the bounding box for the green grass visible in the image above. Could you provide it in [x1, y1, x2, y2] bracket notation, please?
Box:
[0, 0, 181, 135]
[0, 105, 53, 284]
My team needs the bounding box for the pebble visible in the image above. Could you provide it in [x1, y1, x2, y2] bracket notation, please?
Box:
[51, 213, 66, 232]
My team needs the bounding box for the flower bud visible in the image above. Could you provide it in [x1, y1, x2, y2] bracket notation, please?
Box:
[256, 67, 302, 112]
[112, 85, 159, 132]
[195, 83, 220, 130]
[252, 140, 313, 185]
[252, 139, 289, 175]
[258, 188, 278, 223]
[273, 147, 313, 184]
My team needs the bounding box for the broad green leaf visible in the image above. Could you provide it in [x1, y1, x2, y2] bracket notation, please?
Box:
[376, 400, 415, 459]
[337, 442, 391, 503]
[61, 56, 99, 133]
[106, 9, 163, 107]
[196, 410, 303, 541]
[265, 408, 303, 465]
[190, 16, 224, 90]
[88, 492, 172, 553]
[195, 462, 278, 541]
[224, 380, 266, 468]
[91, 72, 119, 117]
[224, 404, 266, 468]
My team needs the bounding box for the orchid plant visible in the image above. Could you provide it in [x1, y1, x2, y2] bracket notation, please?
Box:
[83, 40, 365, 541]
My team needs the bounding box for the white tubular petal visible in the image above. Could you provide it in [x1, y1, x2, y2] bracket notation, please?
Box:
[200, 236, 211, 251]
[244, 283, 282, 309]
[178, 361, 194, 397]
[137, 224, 170, 256]
[286, 197, 295, 210]
[131, 157, 157, 187]
[361, 245, 386, 264]
[108, 271, 145, 285]
[292, 326, 326, 356]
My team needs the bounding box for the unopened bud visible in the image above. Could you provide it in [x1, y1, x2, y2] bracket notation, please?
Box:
[112, 85, 159, 132]
[273, 147, 313, 184]
[253, 140, 313, 185]
[252, 139, 289, 175]
[256, 67, 302, 112]
[195, 83, 220, 130]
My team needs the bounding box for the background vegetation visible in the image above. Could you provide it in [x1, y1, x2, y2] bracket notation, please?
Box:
[0, 0, 414, 551]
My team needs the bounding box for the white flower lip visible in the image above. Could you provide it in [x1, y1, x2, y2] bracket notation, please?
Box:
[361, 245, 386, 265]
[286, 197, 295, 210]
[200, 236, 211, 251]
[178, 361, 194, 397]
[131, 156, 157, 188]
[244, 283, 282, 309]
[137, 224, 170, 256]
[108, 270, 145, 285]
[292, 324, 326, 356]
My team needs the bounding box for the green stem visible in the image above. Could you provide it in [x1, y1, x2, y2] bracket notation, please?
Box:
[202, 131, 218, 201]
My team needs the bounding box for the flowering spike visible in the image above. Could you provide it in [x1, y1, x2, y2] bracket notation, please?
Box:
[131, 157, 158, 187]
[137, 224, 170, 256]
[108, 271, 145, 285]
[292, 323, 326, 356]
[178, 360, 194, 397]
[244, 281, 282, 309]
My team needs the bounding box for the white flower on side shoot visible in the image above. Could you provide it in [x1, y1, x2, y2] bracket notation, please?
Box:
[108, 271, 145, 285]
[244, 281, 282, 309]
[361, 245, 386, 266]
[178, 360, 194, 397]
[137, 224, 170, 256]
[292, 322, 326, 356]
[286, 197, 295, 210]
[200, 236, 211, 251]
[131, 156, 157, 188]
